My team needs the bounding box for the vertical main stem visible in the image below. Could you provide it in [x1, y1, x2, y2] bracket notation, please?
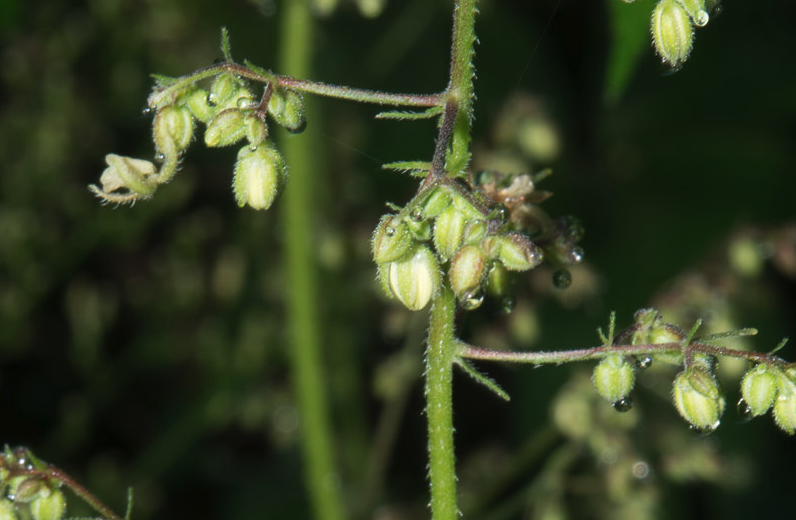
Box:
[425, 285, 458, 520]
[446, 0, 479, 175]
[279, 3, 345, 520]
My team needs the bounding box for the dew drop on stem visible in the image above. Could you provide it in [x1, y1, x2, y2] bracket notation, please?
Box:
[636, 356, 653, 370]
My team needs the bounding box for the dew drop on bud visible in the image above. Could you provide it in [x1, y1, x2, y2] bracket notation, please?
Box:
[613, 397, 634, 412]
[636, 356, 653, 370]
[500, 295, 516, 314]
[207, 92, 218, 106]
[142, 106, 153, 116]
[461, 288, 484, 310]
[553, 268, 572, 289]
[155, 153, 165, 162]
[694, 9, 709, 26]
[492, 204, 508, 224]
[737, 398, 753, 420]
[410, 208, 424, 222]
[689, 423, 717, 435]
[249, 144, 258, 151]
[385, 226, 396, 237]
[237, 97, 253, 109]
[569, 246, 584, 263]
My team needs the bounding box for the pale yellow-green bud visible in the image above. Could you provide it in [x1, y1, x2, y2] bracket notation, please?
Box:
[205, 109, 247, 147]
[449, 244, 487, 299]
[740, 364, 779, 417]
[387, 245, 440, 311]
[773, 370, 796, 434]
[483, 233, 543, 272]
[593, 354, 635, 404]
[433, 206, 466, 261]
[673, 366, 725, 432]
[268, 88, 306, 134]
[372, 215, 413, 264]
[95, 154, 158, 198]
[232, 144, 286, 210]
[0, 499, 17, 520]
[462, 219, 487, 245]
[153, 104, 194, 155]
[485, 261, 509, 297]
[30, 489, 66, 520]
[209, 73, 237, 107]
[419, 187, 451, 219]
[186, 88, 214, 123]
[245, 114, 268, 147]
[651, 0, 694, 68]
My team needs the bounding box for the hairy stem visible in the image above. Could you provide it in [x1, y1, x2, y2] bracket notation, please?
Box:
[279, 3, 345, 520]
[425, 285, 459, 520]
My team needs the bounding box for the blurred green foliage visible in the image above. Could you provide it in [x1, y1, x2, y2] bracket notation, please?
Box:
[1, 0, 795, 519]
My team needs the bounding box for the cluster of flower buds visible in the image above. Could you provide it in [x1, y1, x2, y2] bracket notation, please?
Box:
[91, 51, 304, 209]
[372, 172, 567, 311]
[0, 447, 66, 520]
[650, 0, 714, 68]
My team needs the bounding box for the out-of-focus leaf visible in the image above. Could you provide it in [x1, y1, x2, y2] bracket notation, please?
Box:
[604, 0, 651, 104]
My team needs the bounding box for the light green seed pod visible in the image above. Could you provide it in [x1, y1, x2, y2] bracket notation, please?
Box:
[205, 109, 247, 147]
[372, 215, 413, 264]
[433, 206, 466, 261]
[449, 244, 487, 299]
[673, 366, 725, 432]
[387, 245, 440, 311]
[651, 0, 694, 68]
[30, 489, 66, 520]
[153, 104, 194, 154]
[268, 88, 306, 134]
[740, 364, 779, 417]
[232, 144, 286, 210]
[593, 354, 636, 404]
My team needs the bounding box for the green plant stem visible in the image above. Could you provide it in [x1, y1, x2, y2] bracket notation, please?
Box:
[278, 3, 344, 520]
[425, 284, 459, 520]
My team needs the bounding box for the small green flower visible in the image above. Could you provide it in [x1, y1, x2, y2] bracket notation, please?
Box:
[205, 109, 247, 147]
[651, 0, 694, 68]
[232, 144, 286, 210]
[593, 354, 635, 405]
[372, 215, 413, 264]
[740, 364, 779, 417]
[673, 366, 725, 432]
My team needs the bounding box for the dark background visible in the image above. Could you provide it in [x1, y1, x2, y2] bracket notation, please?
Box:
[1, 0, 794, 518]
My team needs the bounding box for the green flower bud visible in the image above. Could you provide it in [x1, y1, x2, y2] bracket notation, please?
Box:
[7, 476, 43, 503]
[0, 499, 17, 520]
[232, 144, 286, 210]
[420, 188, 451, 219]
[372, 215, 413, 264]
[245, 113, 268, 147]
[30, 489, 65, 520]
[96, 154, 158, 198]
[185, 88, 214, 123]
[451, 192, 483, 220]
[673, 366, 725, 432]
[205, 109, 247, 147]
[433, 206, 466, 261]
[483, 233, 543, 272]
[268, 88, 306, 134]
[153, 104, 194, 155]
[593, 354, 635, 404]
[676, 0, 710, 26]
[773, 369, 796, 434]
[387, 245, 440, 311]
[740, 364, 779, 417]
[651, 0, 694, 68]
[485, 261, 509, 297]
[405, 217, 432, 241]
[449, 244, 487, 299]
[462, 219, 487, 245]
[209, 73, 237, 107]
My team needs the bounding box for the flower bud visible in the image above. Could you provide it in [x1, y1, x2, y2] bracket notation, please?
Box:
[387, 245, 440, 311]
[449, 245, 487, 299]
[153, 104, 194, 155]
[676, 0, 710, 26]
[186, 88, 214, 123]
[96, 154, 158, 198]
[593, 354, 635, 404]
[485, 261, 509, 297]
[451, 193, 483, 220]
[420, 188, 451, 219]
[483, 233, 543, 272]
[740, 364, 779, 417]
[205, 109, 247, 147]
[7, 476, 43, 503]
[651, 0, 694, 68]
[0, 499, 17, 520]
[673, 366, 725, 432]
[462, 219, 487, 245]
[773, 369, 796, 434]
[245, 114, 268, 147]
[433, 206, 466, 261]
[268, 88, 306, 134]
[30, 489, 65, 520]
[232, 144, 286, 210]
[209, 73, 237, 107]
[372, 215, 413, 264]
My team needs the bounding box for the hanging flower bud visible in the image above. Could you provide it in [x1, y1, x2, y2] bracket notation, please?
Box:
[268, 88, 306, 134]
[593, 354, 636, 405]
[420, 188, 452, 219]
[483, 233, 544, 272]
[372, 215, 413, 264]
[205, 109, 247, 147]
[673, 366, 725, 432]
[186, 88, 214, 123]
[433, 206, 466, 261]
[245, 113, 268, 148]
[387, 245, 440, 311]
[740, 364, 779, 418]
[208, 73, 237, 107]
[30, 488, 66, 520]
[773, 369, 796, 434]
[90, 154, 158, 202]
[651, 0, 694, 68]
[153, 104, 194, 155]
[232, 144, 286, 210]
[485, 261, 510, 297]
[449, 244, 487, 300]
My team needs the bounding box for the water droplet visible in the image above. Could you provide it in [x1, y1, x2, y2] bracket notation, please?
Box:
[249, 143, 259, 151]
[237, 97, 254, 109]
[461, 288, 484, 310]
[552, 268, 571, 289]
[636, 356, 653, 370]
[500, 295, 516, 314]
[737, 398, 753, 419]
[632, 461, 650, 480]
[563, 215, 585, 242]
[410, 208, 424, 222]
[207, 92, 218, 106]
[6, 494, 16, 501]
[613, 397, 633, 412]
[17, 457, 26, 466]
[492, 204, 508, 224]
[694, 9, 709, 26]
[689, 423, 717, 435]
[155, 153, 165, 162]
[568, 246, 584, 263]
[385, 226, 396, 237]
[141, 106, 153, 116]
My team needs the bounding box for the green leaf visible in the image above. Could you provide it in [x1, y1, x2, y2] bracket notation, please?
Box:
[455, 358, 510, 401]
[604, 0, 651, 104]
[220, 26, 233, 62]
[243, 59, 275, 81]
[375, 106, 444, 120]
[382, 161, 431, 177]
